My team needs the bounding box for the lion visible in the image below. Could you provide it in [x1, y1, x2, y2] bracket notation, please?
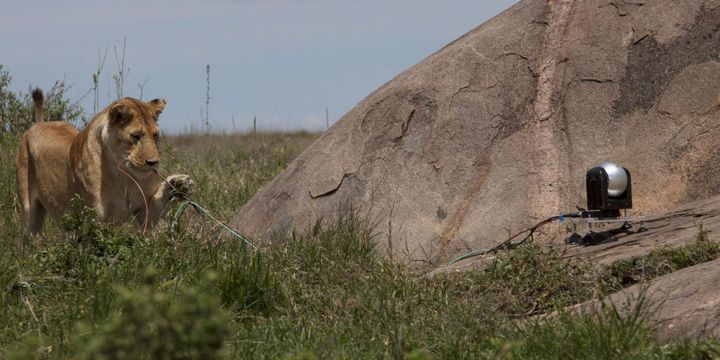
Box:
[15, 88, 194, 236]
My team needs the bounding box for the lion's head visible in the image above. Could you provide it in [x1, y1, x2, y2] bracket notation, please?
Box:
[104, 98, 166, 177]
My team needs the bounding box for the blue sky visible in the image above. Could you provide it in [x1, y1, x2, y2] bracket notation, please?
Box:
[2, 0, 517, 133]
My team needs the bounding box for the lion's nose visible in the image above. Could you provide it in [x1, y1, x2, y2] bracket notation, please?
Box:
[146, 159, 159, 166]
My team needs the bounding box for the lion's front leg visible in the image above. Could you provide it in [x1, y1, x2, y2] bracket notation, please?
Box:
[148, 174, 195, 223]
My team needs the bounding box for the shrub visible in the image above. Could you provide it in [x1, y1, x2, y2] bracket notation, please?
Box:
[76, 270, 230, 360]
[0, 65, 85, 135]
[0, 66, 26, 134]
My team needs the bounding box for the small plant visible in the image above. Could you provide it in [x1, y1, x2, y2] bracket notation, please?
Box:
[59, 195, 140, 259]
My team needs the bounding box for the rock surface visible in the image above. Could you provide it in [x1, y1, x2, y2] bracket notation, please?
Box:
[442, 192, 720, 272]
[438, 180, 720, 340]
[563, 194, 720, 265]
[231, 0, 720, 266]
[573, 256, 720, 340]
[565, 194, 720, 340]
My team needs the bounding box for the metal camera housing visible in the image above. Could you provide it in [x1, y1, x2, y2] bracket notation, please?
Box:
[586, 162, 632, 213]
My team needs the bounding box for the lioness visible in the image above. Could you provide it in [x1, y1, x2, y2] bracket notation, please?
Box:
[15, 89, 194, 236]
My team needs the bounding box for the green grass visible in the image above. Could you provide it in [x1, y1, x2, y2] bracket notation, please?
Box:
[2, 132, 720, 359]
[601, 225, 720, 290]
[446, 244, 596, 317]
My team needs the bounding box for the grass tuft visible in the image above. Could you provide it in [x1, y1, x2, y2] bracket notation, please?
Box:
[602, 224, 720, 289]
[442, 245, 596, 317]
[505, 295, 657, 359]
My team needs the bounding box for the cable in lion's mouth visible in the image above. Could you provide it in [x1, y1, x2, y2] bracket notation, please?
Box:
[116, 159, 150, 234]
[123, 158, 152, 172]
[121, 158, 135, 169]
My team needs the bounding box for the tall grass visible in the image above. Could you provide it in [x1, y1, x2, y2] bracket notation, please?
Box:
[2, 132, 720, 359]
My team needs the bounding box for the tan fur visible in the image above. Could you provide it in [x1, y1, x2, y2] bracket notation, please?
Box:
[15, 91, 194, 236]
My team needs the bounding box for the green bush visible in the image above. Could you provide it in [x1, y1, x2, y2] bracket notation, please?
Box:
[59, 195, 142, 259]
[0, 65, 85, 135]
[0, 66, 26, 135]
[75, 270, 230, 360]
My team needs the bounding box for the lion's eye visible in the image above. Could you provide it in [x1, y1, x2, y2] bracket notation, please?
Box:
[153, 133, 159, 141]
[131, 133, 143, 143]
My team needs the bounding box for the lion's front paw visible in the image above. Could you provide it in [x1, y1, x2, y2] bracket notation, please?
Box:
[167, 174, 195, 198]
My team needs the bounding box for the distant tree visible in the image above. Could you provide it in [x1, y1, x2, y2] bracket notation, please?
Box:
[43, 81, 86, 124]
[0, 65, 26, 135]
[113, 37, 130, 100]
[0, 65, 85, 136]
[205, 64, 211, 133]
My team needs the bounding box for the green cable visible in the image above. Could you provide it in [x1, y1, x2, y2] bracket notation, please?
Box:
[447, 248, 493, 265]
[447, 215, 561, 266]
[171, 200, 259, 252]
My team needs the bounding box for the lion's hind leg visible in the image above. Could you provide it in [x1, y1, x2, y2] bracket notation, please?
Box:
[23, 198, 46, 237]
[15, 136, 46, 237]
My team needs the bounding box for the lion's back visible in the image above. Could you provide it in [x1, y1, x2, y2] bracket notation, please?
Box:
[24, 121, 78, 167]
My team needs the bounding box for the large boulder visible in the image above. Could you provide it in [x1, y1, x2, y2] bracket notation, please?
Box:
[231, 0, 720, 265]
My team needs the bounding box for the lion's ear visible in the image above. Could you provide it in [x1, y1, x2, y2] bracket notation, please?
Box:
[109, 103, 133, 125]
[147, 99, 166, 119]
